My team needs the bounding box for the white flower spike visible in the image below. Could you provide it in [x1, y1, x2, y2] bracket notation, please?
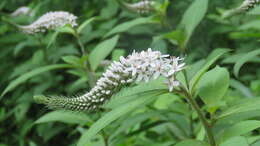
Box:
[19, 11, 77, 34]
[34, 48, 185, 112]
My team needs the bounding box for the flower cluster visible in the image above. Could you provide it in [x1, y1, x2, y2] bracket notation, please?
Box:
[11, 6, 32, 17]
[239, 0, 260, 11]
[120, 0, 155, 14]
[34, 48, 185, 112]
[19, 11, 77, 34]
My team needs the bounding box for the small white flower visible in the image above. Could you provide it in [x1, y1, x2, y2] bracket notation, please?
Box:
[165, 78, 180, 92]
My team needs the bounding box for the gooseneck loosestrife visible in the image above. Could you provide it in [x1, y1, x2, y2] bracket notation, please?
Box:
[29, 11, 218, 146]
[34, 48, 185, 111]
[19, 11, 77, 34]
[223, 0, 260, 18]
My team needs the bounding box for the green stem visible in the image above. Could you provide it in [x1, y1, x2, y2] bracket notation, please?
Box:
[35, 35, 48, 63]
[74, 30, 96, 87]
[183, 90, 216, 146]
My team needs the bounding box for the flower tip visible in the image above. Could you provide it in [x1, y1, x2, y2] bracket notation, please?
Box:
[34, 95, 49, 104]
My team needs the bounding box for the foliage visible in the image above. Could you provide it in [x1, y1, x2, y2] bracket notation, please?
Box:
[0, 0, 260, 146]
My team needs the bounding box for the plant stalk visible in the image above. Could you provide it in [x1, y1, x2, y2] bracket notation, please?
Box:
[184, 90, 216, 146]
[74, 31, 97, 87]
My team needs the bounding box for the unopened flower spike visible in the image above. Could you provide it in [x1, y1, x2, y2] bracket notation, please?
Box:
[222, 0, 260, 18]
[116, 0, 155, 14]
[19, 11, 77, 34]
[34, 48, 185, 112]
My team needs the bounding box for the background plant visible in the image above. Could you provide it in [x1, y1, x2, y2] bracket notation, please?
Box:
[0, 0, 260, 146]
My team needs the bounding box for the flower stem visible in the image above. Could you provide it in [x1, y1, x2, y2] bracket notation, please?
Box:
[183, 90, 216, 146]
[74, 30, 96, 87]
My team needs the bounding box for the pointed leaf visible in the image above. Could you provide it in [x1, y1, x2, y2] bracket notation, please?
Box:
[89, 35, 119, 71]
[198, 66, 229, 112]
[217, 97, 260, 119]
[77, 17, 96, 34]
[220, 136, 249, 146]
[104, 17, 153, 38]
[1, 64, 72, 97]
[234, 49, 260, 77]
[180, 0, 208, 47]
[35, 111, 91, 125]
[219, 120, 260, 143]
[189, 49, 230, 94]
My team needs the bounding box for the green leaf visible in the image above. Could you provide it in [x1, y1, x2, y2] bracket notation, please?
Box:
[110, 111, 164, 139]
[220, 136, 249, 146]
[154, 93, 179, 109]
[77, 17, 96, 34]
[47, 25, 76, 48]
[217, 97, 260, 119]
[234, 49, 260, 77]
[35, 110, 92, 125]
[189, 49, 230, 94]
[104, 17, 152, 38]
[89, 35, 119, 71]
[77, 90, 165, 146]
[62, 55, 82, 67]
[230, 79, 253, 98]
[179, 0, 208, 47]
[163, 30, 186, 48]
[105, 78, 167, 109]
[219, 120, 260, 143]
[239, 20, 260, 30]
[198, 66, 229, 113]
[1, 64, 72, 97]
[175, 139, 210, 146]
[112, 49, 125, 61]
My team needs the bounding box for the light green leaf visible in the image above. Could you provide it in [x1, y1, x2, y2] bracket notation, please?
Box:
[234, 49, 260, 77]
[219, 120, 260, 143]
[179, 0, 208, 47]
[175, 139, 210, 146]
[77, 90, 165, 146]
[112, 49, 125, 61]
[189, 49, 230, 94]
[230, 79, 253, 98]
[198, 66, 229, 112]
[154, 93, 179, 109]
[104, 17, 152, 38]
[220, 136, 249, 146]
[62, 55, 82, 67]
[1, 64, 72, 97]
[35, 110, 91, 125]
[89, 35, 119, 71]
[217, 97, 260, 119]
[77, 17, 96, 34]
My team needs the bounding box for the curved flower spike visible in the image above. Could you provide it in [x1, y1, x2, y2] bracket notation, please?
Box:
[117, 0, 155, 14]
[222, 0, 260, 18]
[34, 48, 185, 112]
[19, 11, 77, 34]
